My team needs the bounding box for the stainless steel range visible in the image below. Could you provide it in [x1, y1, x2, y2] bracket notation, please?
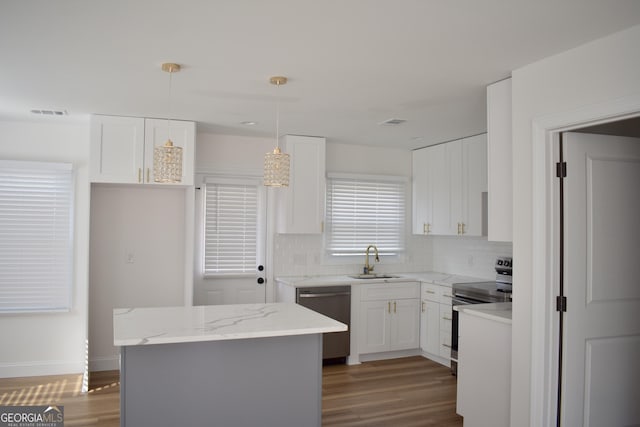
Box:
[450, 257, 512, 375]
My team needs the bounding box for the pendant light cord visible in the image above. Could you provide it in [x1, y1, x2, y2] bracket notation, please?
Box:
[167, 67, 173, 140]
[275, 81, 280, 150]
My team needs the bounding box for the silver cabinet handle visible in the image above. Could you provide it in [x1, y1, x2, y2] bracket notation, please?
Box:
[442, 343, 452, 348]
[298, 292, 351, 298]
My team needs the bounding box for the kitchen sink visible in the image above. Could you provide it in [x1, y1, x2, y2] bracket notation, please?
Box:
[349, 274, 402, 280]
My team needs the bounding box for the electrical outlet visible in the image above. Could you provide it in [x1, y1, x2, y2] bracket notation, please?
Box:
[126, 253, 135, 264]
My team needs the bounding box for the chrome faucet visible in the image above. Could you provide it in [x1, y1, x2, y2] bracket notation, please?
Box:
[364, 245, 379, 275]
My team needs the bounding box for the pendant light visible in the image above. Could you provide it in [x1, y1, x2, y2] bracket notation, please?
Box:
[264, 76, 290, 187]
[154, 62, 183, 183]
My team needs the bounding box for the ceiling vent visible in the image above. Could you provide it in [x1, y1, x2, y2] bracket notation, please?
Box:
[30, 109, 68, 116]
[379, 118, 407, 126]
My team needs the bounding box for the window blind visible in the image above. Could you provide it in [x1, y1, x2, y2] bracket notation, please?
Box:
[0, 160, 74, 312]
[204, 182, 258, 275]
[326, 176, 406, 256]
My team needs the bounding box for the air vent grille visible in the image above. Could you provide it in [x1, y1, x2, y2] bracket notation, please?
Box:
[30, 109, 68, 116]
[379, 118, 407, 126]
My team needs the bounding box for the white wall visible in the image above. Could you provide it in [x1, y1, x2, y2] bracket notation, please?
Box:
[430, 236, 512, 279]
[88, 185, 186, 371]
[0, 120, 90, 377]
[511, 24, 640, 426]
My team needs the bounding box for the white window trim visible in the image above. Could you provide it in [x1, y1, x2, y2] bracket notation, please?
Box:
[0, 160, 74, 313]
[200, 175, 264, 278]
[324, 172, 408, 263]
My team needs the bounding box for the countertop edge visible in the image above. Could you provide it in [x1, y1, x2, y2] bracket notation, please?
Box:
[454, 302, 513, 325]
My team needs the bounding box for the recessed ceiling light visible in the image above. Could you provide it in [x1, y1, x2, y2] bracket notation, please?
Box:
[379, 118, 407, 126]
[241, 121, 257, 126]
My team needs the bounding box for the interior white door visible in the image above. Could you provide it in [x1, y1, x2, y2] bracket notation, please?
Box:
[194, 175, 267, 305]
[562, 132, 640, 426]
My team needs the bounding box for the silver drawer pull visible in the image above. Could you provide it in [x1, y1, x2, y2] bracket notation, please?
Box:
[442, 343, 452, 348]
[442, 316, 452, 321]
[442, 294, 452, 298]
[298, 292, 351, 298]
[425, 290, 436, 294]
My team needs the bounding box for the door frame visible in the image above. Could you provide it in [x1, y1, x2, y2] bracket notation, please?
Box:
[529, 94, 640, 426]
[193, 170, 274, 304]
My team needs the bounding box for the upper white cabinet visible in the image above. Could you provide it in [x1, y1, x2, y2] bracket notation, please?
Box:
[90, 115, 195, 186]
[276, 135, 326, 234]
[144, 119, 195, 186]
[412, 134, 487, 236]
[487, 78, 512, 242]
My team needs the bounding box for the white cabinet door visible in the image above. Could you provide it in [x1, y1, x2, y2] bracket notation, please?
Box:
[90, 115, 196, 186]
[461, 134, 487, 236]
[359, 300, 390, 354]
[412, 147, 432, 235]
[90, 115, 145, 183]
[144, 119, 196, 186]
[447, 139, 463, 235]
[429, 143, 453, 235]
[276, 135, 325, 234]
[420, 299, 440, 355]
[487, 78, 512, 242]
[412, 136, 487, 236]
[390, 298, 420, 351]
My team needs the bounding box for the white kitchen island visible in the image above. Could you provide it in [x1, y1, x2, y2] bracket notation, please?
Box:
[114, 303, 347, 427]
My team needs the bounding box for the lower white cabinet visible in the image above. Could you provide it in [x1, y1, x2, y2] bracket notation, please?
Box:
[419, 299, 440, 355]
[359, 282, 420, 354]
[457, 310, 511, 426]
[420, 282, 453, 365]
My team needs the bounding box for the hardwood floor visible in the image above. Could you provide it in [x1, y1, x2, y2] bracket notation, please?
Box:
[323, 357, 462, 427]
[0, 356, 461, 426]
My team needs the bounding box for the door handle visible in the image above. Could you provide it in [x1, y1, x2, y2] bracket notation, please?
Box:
[257, 277, 265, 284]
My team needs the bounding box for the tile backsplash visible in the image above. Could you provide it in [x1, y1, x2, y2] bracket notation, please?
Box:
[274, 234, 512, 279]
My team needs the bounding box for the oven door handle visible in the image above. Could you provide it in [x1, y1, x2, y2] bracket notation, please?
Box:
[452, 293, 487, 305]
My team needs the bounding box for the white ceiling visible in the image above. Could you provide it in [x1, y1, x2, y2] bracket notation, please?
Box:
[1, 0, 639, 150]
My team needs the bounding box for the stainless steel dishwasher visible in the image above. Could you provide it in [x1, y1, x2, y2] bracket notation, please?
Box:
[296, 286, 350, 363]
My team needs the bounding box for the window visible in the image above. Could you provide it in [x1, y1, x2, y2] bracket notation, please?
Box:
[203, 179, 260, 276]
[325, 174, 406, 256]
[0, 160, 74, 312]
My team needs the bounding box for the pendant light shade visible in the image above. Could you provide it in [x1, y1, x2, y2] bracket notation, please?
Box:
[264, 76, 290, 187]
[264, 146, 290, 187]
[154, 63, 183, 183]
[154, 139, 183, 183]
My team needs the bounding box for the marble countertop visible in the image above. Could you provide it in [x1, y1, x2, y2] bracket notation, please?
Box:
[114, 303, 348, 347]
[276, 271, 490, 288]
[454, 302, 512, 325]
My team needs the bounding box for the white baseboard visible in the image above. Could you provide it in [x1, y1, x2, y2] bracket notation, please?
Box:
[358, 348, 421, 363]
[89, 356, 119, 372]
[421, 351, 452, 368]
[0, 360, 84, 378]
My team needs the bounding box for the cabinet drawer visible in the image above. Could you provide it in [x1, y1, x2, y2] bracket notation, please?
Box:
[421, 282, 441, 302]
[440, 332, 452, 359]
[361, 282, 420, 301]
[440, 287, 453, 305]
[440, 305, 453, 332]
